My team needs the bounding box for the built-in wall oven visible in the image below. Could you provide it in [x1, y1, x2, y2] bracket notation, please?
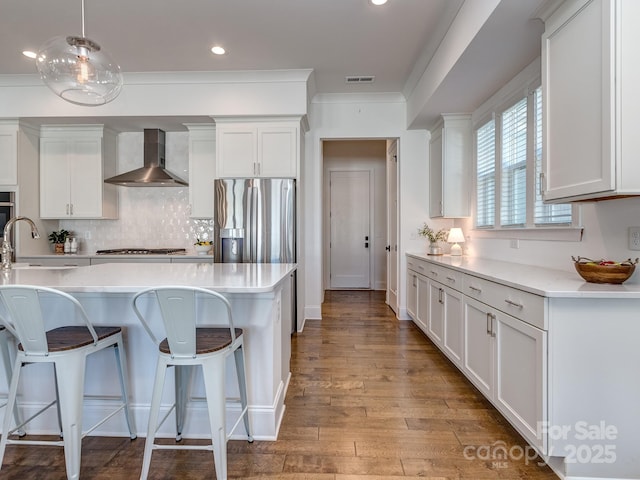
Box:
[0, 192, 15, 260]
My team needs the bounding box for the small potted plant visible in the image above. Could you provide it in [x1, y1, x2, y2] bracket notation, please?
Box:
[48, 229, 70, 254]
[418, 223, 447, 255]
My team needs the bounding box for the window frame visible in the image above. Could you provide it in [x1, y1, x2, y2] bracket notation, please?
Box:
[471, 60, 582, 242]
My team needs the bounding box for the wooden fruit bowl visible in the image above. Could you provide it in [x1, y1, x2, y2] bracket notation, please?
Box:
[572, 256, 638, 284]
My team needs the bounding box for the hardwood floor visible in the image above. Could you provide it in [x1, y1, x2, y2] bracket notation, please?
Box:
[0, 290, 558, 479]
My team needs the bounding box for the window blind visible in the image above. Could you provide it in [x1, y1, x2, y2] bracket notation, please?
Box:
[476, 120, 495, 228]
[500, 97, 527, 227]
[533, 86, 572, 224]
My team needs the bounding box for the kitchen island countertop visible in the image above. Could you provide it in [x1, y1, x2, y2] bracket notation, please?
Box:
[3, 262, 295, 293]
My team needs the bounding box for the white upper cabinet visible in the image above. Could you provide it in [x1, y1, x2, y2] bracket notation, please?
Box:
[542, 0, 640, 202]
[215, 118, 299, 178]
[40, 125, 118, 219]
[185, 124, 216, 218]
[429, 114, 471, 217]
[0, 121, 19, 185]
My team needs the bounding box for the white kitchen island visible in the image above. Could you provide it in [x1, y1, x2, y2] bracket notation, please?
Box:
[0, 262, 295, 441]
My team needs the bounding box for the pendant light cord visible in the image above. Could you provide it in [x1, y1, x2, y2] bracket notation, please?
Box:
[81, 0, 86, 37]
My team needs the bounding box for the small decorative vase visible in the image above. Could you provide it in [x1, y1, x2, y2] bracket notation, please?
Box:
[54, 243, 64, 254]
[428, 242, 443, 255]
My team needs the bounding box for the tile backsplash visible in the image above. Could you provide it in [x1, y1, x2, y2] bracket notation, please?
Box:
[60, 131, 213, 253]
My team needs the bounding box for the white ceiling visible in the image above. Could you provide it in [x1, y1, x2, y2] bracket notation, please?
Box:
[0, 0, 547, 129]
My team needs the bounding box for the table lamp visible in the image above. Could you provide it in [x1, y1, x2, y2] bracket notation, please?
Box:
[447, 228, 465, 256]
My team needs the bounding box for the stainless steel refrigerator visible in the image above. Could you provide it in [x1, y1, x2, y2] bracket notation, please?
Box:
[214, 178, 295, 264]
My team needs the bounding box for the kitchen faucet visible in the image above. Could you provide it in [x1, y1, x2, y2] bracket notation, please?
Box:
[1, 216, 40, 271]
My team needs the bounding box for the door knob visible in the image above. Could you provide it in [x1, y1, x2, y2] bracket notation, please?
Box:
[385, 245, 391, 251]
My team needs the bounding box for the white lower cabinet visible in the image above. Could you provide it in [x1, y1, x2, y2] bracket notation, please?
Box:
[463, 295, 547, 454]
[415, 274, 429, 333]
[441, 286, 463, 367]
[427, 281, 444, 344]
[406, 270, 418, 321]
[407, 270, 429, 333]
[406, 254, 547, 456]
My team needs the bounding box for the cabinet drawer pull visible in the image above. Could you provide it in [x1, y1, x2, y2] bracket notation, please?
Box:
[468, 285, 482, 293]
[446, 276, 456, 283]
[504, 299, 524, 309]
[430, 270, 438, 276]
[418, 265, 425, 270]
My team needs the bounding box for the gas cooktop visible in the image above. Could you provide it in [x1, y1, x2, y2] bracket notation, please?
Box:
[95, 248, 187, 255]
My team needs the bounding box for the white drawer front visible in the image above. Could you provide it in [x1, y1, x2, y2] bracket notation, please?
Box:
[463, 274, 546, 330]
[407, 256, 428, 276]
[427, 264, 463, 292]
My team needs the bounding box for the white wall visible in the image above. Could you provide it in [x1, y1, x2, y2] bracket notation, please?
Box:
[323, 140, 387, 290]
[457, 198, 640, 285]
[304, 94, 430, 321]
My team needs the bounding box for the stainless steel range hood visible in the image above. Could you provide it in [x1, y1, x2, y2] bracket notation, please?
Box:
[104, 129, 188, 187]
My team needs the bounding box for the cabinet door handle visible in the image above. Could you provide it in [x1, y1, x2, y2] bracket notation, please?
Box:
[413, 274, 417, 288]
[438, 288, 444, 304]
[70, 203, 73, 215]
[486, 313, 496, 337]
[504, 299, 524, 309]
[469, 285, 482, 293]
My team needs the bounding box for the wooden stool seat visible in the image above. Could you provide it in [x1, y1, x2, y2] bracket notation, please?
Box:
[19, 326, 122, 353]
[159, 328, 243, 355]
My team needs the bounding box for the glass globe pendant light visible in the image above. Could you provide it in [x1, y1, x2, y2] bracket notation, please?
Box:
[36, 0, 122, 106]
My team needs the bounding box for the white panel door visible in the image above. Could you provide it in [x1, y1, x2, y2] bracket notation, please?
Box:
[329, 170, 370, 289]
[443, 287, 463, 367]
[463, 296, 494, 398]
[494, 311, 547, 453]
[415, 274, 429, 334]
[427, 281, 444, 345]
[69, 138, 103, 217]
[40, 138, 71, 218]
[386, 141, 398, 313]
[216, 125, 257, 177]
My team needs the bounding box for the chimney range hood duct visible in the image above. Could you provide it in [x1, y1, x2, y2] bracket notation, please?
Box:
[104, 129, 188, 187]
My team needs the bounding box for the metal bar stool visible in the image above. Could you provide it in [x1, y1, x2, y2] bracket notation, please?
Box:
[0, 325, 24, 436]
[132, 286, 253, 480]
[0, 285, 137, 480]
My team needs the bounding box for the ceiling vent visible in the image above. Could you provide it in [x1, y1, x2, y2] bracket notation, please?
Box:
[345, 75, 375, 84]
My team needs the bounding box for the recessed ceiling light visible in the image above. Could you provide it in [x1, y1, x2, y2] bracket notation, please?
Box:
[211, 46, 226, 55]
[22, 50, 37, 59]
[370, 0, 388, 5]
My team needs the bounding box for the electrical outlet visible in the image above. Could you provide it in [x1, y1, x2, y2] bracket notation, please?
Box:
[629, 227, 640, 251]
[84, 231, 92, 240]
[510, 239, 519, 249]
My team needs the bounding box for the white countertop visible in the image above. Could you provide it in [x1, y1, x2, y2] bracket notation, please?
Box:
[1, 262, 296, 294]
[407, 252, 640, 298]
